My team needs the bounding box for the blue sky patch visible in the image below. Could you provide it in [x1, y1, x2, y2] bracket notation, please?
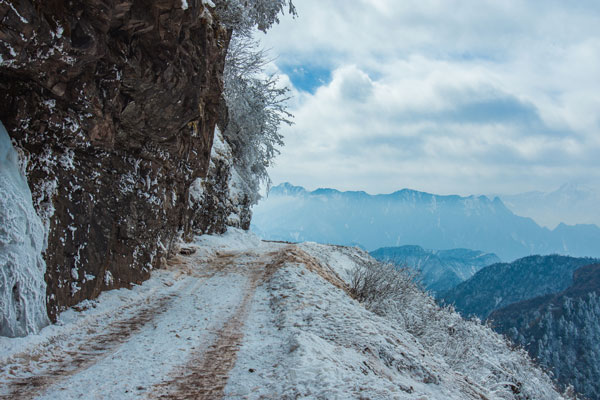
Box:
[279, 64, 331, 93]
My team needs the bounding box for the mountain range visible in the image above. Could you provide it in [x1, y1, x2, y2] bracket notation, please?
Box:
[370, 246, 500, 294]
[441, 254, 600, 398]
[500, 183, 600, 229]
[252, 183, 600, 261]
[441, 255, 598, 319]
[489, 264, 600, 399]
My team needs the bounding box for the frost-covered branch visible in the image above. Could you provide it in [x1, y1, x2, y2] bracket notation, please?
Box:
[349, 260, 418, 306]
[222, 33, 293, 205]
[214, 0, 296, 33]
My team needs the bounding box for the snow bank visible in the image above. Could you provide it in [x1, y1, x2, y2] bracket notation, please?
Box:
[0, 121, 49, 337]
[193, 227, 264, 257]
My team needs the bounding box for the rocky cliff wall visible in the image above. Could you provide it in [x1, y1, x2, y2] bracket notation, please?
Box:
[0, 0, 230, 320]
[187, 126, 252, 236]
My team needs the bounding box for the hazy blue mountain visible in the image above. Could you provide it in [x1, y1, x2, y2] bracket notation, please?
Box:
[252, 183, 600, 261]
[500, 183, 600, 228]
[370, 246, 500, 294]
[441, 255, 598, 319]
[489, 264, 600, 399]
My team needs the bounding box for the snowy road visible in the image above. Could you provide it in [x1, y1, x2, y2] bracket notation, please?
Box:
[0, 230, 565, 399]
[0, 234, 287, 400]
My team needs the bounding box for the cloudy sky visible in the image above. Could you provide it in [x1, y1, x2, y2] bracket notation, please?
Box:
[258, 0, 600, 196]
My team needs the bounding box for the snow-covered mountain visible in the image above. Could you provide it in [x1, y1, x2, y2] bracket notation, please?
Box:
[371, 245, 500, 294]
[441, 254, 600, 398]
[489, 264, 600, 399]
[441, 254, 598, 320]
[500, 183, 600, 229]
[252, 182, 600, 261]
[0, 230, 566, 399]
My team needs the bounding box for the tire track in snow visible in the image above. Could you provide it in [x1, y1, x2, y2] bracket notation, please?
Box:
[153, 247, 290, 400]
[0, 245, 290, 400]
[0, 251, 221, 400]
[0, 288, 182, 400]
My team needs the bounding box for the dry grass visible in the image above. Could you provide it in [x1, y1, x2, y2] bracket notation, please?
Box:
[263, 246, 349, 294]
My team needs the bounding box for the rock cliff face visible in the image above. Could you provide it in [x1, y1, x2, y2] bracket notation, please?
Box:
[188, 126, 252, 235]
[0, 0, 230, 320]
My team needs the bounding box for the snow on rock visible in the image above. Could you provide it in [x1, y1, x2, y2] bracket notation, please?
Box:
[0, 121, 49, 337]
[211, 125, 231, 158]
[188, 177, 204, 207]
[189, 127, 252, 234]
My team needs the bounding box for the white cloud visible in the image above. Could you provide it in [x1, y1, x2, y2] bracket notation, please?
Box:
[260, 0, 600, 196]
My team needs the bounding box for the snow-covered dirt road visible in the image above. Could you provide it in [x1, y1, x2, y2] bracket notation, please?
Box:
[0, 233, 287, 399]
[0, 230, 564, 399]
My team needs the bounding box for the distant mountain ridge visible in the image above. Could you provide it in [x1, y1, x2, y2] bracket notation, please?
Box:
[500, 183, 600, 228]
[441, 255, 600, 398]
[441, 255, 598, 320]
[370, 245, 500, 294]
[489, 264, 600, 399]
[252, 183, 600, 261]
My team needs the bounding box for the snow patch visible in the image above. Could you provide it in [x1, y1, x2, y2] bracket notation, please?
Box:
[193, 227, 264, 258]
[7, 2, 28, 23]
[54, 25, 64, 39]
[0, 121, 49, 337]
[210, 126, 231, 159]
[188, 177, 204, 206]
[58, 148, 75, 171]
[226, 212, 241, 226]
[83, 272, 95, 282]
[104, 271, 114, 286]
[228, 165, 245, 204]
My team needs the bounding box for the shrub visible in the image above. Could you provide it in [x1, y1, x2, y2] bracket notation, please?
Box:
[349, 260, 417, 306]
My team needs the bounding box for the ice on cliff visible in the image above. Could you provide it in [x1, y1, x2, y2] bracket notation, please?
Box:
[0, 121, 49, 337]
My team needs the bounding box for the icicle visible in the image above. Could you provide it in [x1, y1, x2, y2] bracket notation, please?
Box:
[0, 121, 49, 337]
